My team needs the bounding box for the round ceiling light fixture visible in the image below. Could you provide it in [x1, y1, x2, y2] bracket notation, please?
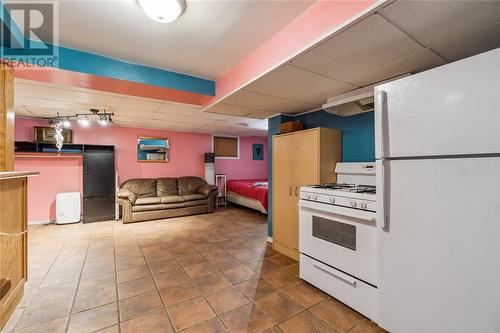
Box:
[137, 0, 186, 23]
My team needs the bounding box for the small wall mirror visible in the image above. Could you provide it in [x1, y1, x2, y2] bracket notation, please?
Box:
[137, 137, 169, 162]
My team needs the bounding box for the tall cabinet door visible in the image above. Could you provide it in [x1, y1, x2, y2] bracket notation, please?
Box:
[272, 134, 295, 251]
[289, 130, 319, 251]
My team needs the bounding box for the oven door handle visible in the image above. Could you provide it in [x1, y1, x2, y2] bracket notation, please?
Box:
[313, 264, 357, 287]
[300, 201, 376, 223]
[332, 211, 376, 224]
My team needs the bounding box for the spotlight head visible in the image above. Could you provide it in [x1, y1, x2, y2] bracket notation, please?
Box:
[99, 115, 108, 126]
[62, 119, 71, 128]
[79, 115, 90, 127]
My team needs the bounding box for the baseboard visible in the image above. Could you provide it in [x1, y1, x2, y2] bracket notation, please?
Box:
[28, 220, 52, 225]
[266, 236, 273, 243]
[272, 241, 300, 261]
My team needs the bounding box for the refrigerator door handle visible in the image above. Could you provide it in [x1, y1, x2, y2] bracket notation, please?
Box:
[377, 159, 390, 231]
[375, 90, 387, 159]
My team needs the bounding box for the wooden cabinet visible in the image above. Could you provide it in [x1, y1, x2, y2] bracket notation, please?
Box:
[0, 172, 37, 328]
[0, 64, 14, 171]
[0, 64, 38, 329]
[272, 128, 341, 260]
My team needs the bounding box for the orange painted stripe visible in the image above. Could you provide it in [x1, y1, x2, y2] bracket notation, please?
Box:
[14, 67, 212, 106]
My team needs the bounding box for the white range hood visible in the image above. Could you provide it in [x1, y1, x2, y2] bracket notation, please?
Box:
[322, 85, 375, 116]
[323, 74, 410, 116]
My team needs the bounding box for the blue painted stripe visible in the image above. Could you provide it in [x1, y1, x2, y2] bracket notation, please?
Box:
[56, 45, 215, 96]
[1, 3, 215, 96]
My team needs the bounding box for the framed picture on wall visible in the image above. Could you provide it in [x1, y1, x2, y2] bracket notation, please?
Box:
[252, 143, 264, 160]
[137, 136, 169, 162]
[34, 126, 72, 143]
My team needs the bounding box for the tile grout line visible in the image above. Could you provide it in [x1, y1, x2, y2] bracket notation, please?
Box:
[135, 225, 177, 331]
[13, 225, 78, 332]
[112, 221, 123, 333]
[65, 226, 92, 333]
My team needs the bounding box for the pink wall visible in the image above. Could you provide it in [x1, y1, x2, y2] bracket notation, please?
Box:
[215, 136, 267, 180]
[15, 155, 83, 222]
[15, 117, 268, 222]
[15, 117, 213, 182]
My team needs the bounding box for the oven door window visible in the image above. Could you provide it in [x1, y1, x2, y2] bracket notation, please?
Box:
[312, 216, 356, 251]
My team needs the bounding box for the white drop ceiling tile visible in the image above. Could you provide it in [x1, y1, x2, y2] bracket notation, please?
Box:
[245, 110, 278, 119]
[157, 103, 200, 115]
[113, 108, 157, 119]
[14, 106, 33, 116]
[433, 22, 500, 62]
[15, 96, 94, 111]
[17, 84, 116, 106]
[290, 14, 424, 84]
[350, 48, 446, 87]
[222, 90, 291, 111]
[380, 0, 500, 50]
[206, 103, 255, 117]
[274, 99, 317, 114]
[114, 96, 162, 112]
[245, 64, 357, 104]
[153, 112, 191, 122]
[22, 107, 76, 117]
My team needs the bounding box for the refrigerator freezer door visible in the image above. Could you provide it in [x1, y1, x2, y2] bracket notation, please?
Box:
[377, 157, 500, 332]
[375, 48, 500, 159]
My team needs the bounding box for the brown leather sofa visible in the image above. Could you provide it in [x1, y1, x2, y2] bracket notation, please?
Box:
[116, 176, 218, 223]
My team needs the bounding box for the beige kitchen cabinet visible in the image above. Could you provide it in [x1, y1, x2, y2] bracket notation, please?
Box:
[272, 127, 341, 260]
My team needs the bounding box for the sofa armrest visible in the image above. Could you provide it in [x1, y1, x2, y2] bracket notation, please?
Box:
[117, 188, 137, 205]
[198, 184, 218, 197]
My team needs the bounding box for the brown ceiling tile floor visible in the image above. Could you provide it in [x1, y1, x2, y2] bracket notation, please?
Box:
[2, 207, 386, 333]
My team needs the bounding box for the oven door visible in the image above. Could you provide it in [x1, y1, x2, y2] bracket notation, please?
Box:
[299, 199, 377, 286]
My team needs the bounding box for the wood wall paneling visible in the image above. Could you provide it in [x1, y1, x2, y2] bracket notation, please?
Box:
[0, 64, 15, 172]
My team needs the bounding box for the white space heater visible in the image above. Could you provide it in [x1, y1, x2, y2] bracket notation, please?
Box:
[204, 153, 215, 185]
[56, 192, 81, 224]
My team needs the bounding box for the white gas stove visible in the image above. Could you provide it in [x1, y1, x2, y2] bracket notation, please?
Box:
[299, 162, 378, 322]
[300, 183, 376, 212]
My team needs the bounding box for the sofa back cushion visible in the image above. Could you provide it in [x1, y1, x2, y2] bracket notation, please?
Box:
[157, 178, 178, 196]
[121, 178, 157, 198]
[178, 176, 206, 195]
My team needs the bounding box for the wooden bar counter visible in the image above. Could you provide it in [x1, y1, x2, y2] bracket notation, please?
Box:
[0, 171, 38, 328]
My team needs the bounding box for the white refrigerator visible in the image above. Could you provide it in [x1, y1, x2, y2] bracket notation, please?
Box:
[375, 48, 500, 332]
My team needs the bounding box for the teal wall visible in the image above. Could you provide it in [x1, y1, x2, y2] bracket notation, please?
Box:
[267, 110, 375, 236]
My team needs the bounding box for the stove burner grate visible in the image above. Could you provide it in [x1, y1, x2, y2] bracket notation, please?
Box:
[308, 183, 355, 189]
[350, 185, 376, 194]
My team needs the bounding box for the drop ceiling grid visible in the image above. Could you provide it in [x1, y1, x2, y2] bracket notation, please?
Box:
[13, 79, 268, 136]
[211, 0, 500, 116]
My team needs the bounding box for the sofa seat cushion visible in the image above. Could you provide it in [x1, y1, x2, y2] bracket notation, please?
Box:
[135, 197, 161, 205]
[178, 176, 206, 195]
[182, 194, 206, 202]
[159, 195, 185, 204]
[132, 202, 186, 212]
[157, 178, 178, 196]
[184, 199, 207, 207]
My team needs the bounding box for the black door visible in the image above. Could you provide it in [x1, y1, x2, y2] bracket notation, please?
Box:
[83, 145, 116, 222]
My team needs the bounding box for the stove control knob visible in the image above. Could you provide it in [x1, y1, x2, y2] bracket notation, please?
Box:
[312, 195, 318, 201]
[351, 200, 357, 208]
[329, 197, 335, 204]
[306, 194, 311, 200]
[361, 202, 368, 209]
